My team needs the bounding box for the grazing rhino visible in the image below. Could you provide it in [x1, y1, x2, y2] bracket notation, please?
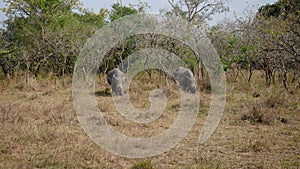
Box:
[107, 68, 126, 96]
[173, 66, 197, 93]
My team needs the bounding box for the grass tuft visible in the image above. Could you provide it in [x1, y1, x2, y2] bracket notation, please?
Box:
[131, 160, 154, 169]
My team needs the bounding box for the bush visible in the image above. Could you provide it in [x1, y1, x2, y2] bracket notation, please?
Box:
[241, 106, 275, 125]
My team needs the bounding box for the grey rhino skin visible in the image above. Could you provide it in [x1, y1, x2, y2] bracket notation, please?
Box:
[173, 66, 197, 93]
[107, 68, 126, 96]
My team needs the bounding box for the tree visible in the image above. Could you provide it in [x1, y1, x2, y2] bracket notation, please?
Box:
[166, 0, 229, 24]
[100, 3, 138, 73]
[109, 3, 138, 21]
[163, 0, 229, 90]
[208, 0, 300, 90]
[256, 0, 300, 89]
[0, 0, 107, 79]
[0, 29, 18, 78]
[258, 0, 300, 18]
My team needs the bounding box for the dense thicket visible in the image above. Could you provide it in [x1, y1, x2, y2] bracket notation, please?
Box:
[209, 0, 300, 90]
[0, 0, 137, 78]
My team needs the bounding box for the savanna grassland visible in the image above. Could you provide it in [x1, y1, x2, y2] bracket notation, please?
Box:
[1, 0, 299, 168]
[0, 71, 299, 169]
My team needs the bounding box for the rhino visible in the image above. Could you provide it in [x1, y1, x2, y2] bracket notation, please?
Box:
[107, 68, 126, 96]
[173, 66, 197, 93]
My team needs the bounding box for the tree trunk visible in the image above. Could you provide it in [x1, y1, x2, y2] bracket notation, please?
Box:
[282, 71, 289, 91]
[197, 61, 204, 90]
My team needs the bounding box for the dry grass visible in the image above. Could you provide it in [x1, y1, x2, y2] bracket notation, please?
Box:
[0, 71, 299, 168]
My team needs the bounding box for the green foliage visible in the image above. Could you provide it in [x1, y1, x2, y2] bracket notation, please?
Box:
[0, 0, 143, 77]
[109, 3, 138, 21]
[0, 0, 108, 77]
[258, 0, 300, 18]
[256, 0, 300, 87]
[210, 0, 300, 86]
[184, 58, 197, 70]
[75, 8, 108, 29]
[240, 45, 249, 54]
[220, 35, 238, 70]
[217, 34, 252, 72]
[258, 2, 282, 18]
[228, 34, 238, 46]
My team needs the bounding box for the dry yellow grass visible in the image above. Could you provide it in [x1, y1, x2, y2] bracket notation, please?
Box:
[0, 71, 299, 168]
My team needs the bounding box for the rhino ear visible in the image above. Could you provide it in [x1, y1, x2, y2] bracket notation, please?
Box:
[113, 74, 119, 80]
[186, 75, 192, 81]
[186, 75, 196, 81]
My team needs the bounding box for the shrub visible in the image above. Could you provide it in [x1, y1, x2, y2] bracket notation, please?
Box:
[241, 106, 275, 125]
